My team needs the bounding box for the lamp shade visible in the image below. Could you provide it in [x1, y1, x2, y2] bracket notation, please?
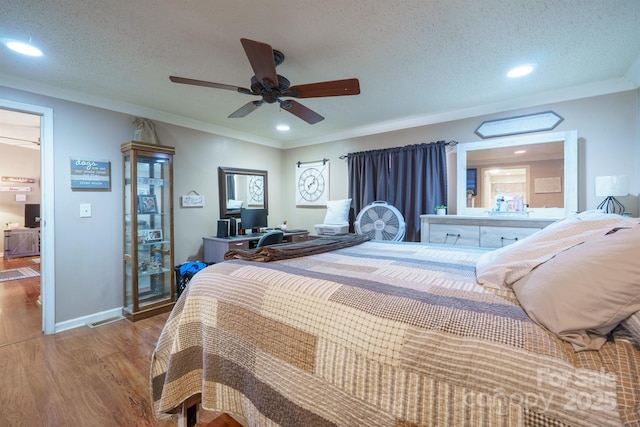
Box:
[595, 175, 629, 197]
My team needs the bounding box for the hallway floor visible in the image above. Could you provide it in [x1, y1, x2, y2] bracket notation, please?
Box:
[0, 255, 41, 347]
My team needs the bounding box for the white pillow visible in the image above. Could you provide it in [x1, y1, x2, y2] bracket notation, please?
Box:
[227, 199, 243, 209]
[323, 199, 352, 225]
[475, 210, 639, 289]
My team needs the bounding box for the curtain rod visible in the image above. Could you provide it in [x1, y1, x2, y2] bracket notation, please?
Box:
[297, 158, 329, 167]
[338, 140, 458, 159]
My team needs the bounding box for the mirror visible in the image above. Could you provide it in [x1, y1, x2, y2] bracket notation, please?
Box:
[457, 130, 577, 217]
[218, 167, 268, 218]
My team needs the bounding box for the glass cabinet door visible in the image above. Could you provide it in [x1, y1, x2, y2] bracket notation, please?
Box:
[122, 141, 175, 321]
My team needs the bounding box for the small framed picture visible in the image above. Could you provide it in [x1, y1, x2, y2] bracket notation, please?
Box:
[138, 195, 158, 214]
[146, 229, 163, 242]
[137, 230, 147, 245]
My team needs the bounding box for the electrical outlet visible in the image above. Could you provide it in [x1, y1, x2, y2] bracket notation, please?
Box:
[80, 203, 92, 218]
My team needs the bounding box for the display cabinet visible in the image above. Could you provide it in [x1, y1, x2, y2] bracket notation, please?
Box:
[121, 141, 175, 321]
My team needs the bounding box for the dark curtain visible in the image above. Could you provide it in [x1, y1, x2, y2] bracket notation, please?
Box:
[348, 148, 390, 217]
[226, 175, 235, 200]
[348, 141, 447, 242]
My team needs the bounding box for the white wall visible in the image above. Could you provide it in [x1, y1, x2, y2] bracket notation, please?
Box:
[282, 90, 640, 233]
[152, 122, 282, 263]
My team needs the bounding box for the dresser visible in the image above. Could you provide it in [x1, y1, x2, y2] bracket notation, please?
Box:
[203, 230, 309, 263]
[420, 215, 557, 248]
[4, 228, 41, 259]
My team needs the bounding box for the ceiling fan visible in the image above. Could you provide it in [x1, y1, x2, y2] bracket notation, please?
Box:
[169, 38, 360, 125]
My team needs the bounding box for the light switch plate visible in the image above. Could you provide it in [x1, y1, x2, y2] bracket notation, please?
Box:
[80, 203, 92, 218]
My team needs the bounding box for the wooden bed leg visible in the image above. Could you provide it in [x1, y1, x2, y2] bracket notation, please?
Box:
[178, 394, 202, 427]
[176, 394, 244, 427]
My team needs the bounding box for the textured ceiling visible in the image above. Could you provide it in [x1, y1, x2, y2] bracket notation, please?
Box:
[1, 0, 639, 148]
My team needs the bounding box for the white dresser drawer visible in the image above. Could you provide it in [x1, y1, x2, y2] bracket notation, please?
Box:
[430, 224, 480, 246]
[480, 226, 541, 248]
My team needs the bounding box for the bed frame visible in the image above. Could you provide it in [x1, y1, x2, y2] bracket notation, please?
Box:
[178, 397, 242, 427]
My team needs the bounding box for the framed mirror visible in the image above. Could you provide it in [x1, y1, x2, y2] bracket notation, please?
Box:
[218, 167, 268, 218]
[457, 130, 578, 218]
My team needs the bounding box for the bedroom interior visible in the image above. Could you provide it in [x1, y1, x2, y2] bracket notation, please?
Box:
[1, 0, 640, 426]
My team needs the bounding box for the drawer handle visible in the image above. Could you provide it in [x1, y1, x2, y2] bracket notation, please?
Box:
[234, 242, 244, 247]
[500, 236, 518, 247]
[444, 233, 461, 245]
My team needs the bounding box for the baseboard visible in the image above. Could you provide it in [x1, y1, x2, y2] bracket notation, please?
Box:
[54, 307, 123, 333]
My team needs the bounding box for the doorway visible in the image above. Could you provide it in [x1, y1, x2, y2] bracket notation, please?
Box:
[0, 99, 55, 337]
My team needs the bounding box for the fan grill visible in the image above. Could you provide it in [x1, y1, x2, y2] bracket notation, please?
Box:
[355, 202, 405, 241]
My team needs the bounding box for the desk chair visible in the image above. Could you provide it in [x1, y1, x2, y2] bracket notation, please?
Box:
[256, 230, 284, 247]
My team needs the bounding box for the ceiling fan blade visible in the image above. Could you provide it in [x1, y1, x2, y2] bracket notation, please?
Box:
[169, 76, 251, 93]
[289, 78, 360, 98]
[240, 38, 278, 88]
[228, 100, 263, 118]
[279, 100, 324, 124]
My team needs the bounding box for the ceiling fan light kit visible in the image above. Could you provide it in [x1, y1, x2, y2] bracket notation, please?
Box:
[170, 38, 360, 124]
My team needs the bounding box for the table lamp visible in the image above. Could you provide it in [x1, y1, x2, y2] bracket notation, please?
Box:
[595, 175, 629, 214]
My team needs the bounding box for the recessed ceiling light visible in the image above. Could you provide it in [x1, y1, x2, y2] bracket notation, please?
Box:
[507, 65, 534, 78]
[514, 150, 526, 154]
[276, 124, 290, 131]
[5, 40, 43, 57]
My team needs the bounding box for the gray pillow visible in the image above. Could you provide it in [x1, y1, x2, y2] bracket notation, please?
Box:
[512, 225, 640, 352]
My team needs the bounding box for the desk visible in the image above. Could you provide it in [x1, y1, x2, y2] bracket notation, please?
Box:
[203, 230, 309, 263]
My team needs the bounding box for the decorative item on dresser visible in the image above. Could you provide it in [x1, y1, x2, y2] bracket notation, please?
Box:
[420, 214, 557, 248]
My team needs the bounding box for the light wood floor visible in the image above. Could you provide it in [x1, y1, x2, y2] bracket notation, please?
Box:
[0, 257, 219, 426]
[0, 256, 42, 347]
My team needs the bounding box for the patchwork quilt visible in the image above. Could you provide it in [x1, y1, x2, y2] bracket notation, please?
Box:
[151, 241, 639, 426]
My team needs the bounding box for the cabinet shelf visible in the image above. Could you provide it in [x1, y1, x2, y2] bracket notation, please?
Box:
[121, 141, 175, 321]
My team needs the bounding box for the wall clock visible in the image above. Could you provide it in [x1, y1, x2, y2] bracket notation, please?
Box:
[296, 161, 329, 206]
[248, 175, 264, 205]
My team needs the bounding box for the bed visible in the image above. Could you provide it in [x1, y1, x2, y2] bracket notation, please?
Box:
[151, 212, 640, 426]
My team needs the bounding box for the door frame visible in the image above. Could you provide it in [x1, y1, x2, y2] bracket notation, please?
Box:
[0, 98, 55, 334]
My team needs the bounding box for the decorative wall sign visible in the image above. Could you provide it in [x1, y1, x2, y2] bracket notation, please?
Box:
[2, 176, 36, 184]
[296, 160, 330, 207]
[475, 111, 563, 139]
[180, 194, 205, 208]
[70, 157, 111, 190]
[0, 186, 31, 192]
[534, 177, 562, 193]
